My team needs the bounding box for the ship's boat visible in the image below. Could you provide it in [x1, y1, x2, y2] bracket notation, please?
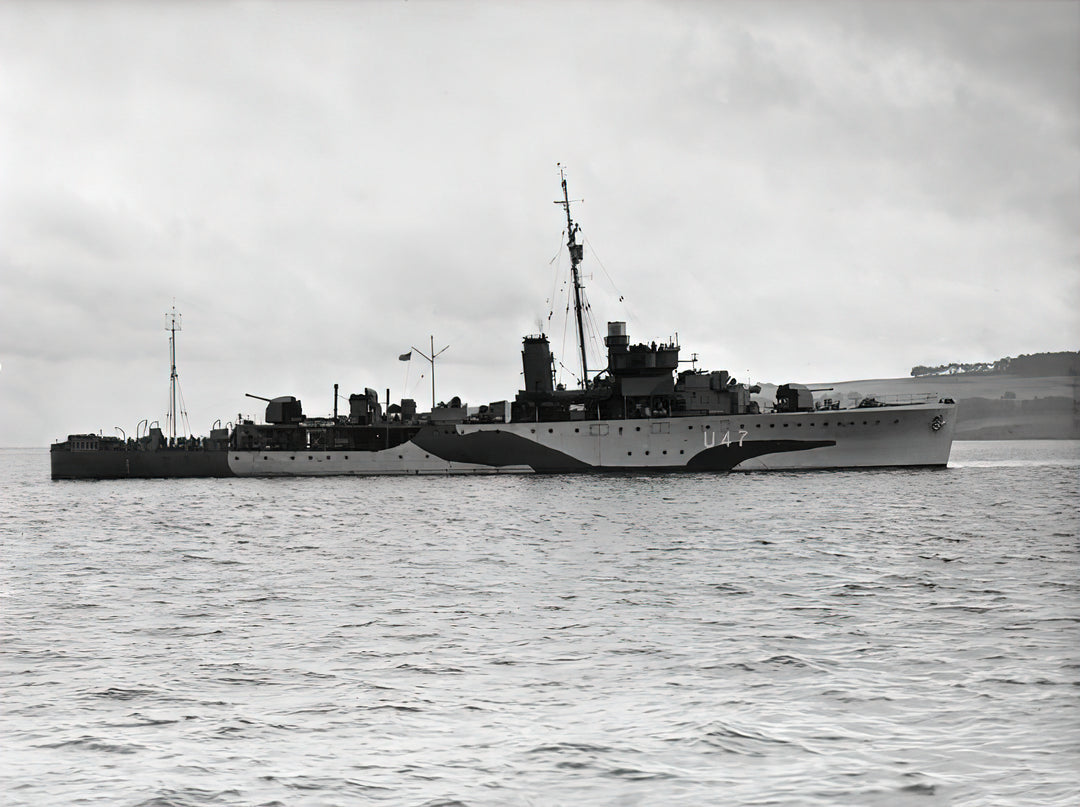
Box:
[51, 173, 955, 479]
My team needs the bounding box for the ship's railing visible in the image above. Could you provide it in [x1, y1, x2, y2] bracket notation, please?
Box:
[59, 434, 229, 452]
[818, 392, 941, 410]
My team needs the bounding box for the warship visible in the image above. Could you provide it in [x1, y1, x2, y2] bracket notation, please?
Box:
[51, 174, 956, 479]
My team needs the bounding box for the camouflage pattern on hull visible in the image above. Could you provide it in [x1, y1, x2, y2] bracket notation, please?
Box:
[220, 403, 954, 476]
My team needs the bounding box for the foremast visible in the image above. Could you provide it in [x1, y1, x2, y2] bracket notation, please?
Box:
[556, 166, 589, 389]
[165, 305, 189, 439]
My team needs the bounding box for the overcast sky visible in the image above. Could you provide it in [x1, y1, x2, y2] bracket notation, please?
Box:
[1, 0, 1077, 446]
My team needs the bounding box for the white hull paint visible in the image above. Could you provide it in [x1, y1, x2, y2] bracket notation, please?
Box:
[227, 439, 534, 476]
[728, 405, 955, 470]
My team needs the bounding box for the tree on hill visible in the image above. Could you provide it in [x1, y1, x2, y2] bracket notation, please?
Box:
[1008, 352, 1080, 377]
[911, 351, 1079, 378]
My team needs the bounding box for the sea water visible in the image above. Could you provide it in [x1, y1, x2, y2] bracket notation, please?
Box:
[2, 441, 1078, 806]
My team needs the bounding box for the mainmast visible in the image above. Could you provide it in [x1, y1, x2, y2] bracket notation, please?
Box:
[165, 305, 184, 439]
[411, 336, 450, 411]
[556, 165, 589, 388]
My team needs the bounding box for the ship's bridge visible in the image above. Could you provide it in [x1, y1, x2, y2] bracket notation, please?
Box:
[604, 321, 679, 397]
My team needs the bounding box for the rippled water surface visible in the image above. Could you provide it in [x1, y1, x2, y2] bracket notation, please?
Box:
[3, 441, 1079, 806]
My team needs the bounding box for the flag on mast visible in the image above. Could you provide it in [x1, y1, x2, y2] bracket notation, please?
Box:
[398, 351, 412, 361]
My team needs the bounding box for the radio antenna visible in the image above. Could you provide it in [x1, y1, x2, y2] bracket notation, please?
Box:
[164, 305, 190, 438]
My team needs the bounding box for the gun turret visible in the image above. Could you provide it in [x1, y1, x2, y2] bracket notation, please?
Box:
[247, 393, 303, 424]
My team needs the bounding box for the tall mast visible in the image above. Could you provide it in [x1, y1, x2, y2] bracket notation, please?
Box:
[411, 336, 449, 411]
[166, 305, 181, 439]
[556, 166, 589, 388]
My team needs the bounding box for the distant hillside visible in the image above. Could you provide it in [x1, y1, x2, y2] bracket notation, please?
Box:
[753, 374, 1079, 440]
[911, 350, 1079, 378]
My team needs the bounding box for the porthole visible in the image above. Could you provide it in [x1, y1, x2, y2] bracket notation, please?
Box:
[548, 428, 554, 433]
[862, 421, 867, 426]
[797, 423, 802, 428]
[574, 428, 579, 433]
[770, 424, 775, 428]
[530, 428, 535, 433]
[627, 451, 633, 456]
[309, 456, 313, 460]
[635, 426, 641, 432]
[783, 423, 788, 428]
[398, 455, 403, 459]
[688, 425, 693, 430]
[679, 449, 684, 454]
[645, 450, 650, 456]
[662, 450, 667, 455]
[756, 424, 761, 428]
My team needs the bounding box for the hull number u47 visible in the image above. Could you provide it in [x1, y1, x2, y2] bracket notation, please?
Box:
[704, 428, 748, 448]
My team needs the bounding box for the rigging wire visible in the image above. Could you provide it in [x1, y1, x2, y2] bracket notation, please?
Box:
[583, 303, 602, 376]
[409, 373, 426, 397]
[548, 232, 566, 266]
[165, 373, 191, 437]
[583, 233, 638, 326]
[581, 235, 623, 300]
[176, 378, 191, 437]
[547, 234, 565, 325]
[559, 292, 572, 387]
[548, 239, 615, 388]
[580, 293, 609, 382]
[555, 359, 580, 387]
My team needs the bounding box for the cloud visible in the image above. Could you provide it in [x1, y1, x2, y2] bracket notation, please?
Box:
[0, 0, 1076, 445]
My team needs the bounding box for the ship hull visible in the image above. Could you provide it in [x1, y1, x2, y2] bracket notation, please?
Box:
[223, 403, 956, 477]
[52, 404, 954, 479]
[50, 447, 232, 479]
